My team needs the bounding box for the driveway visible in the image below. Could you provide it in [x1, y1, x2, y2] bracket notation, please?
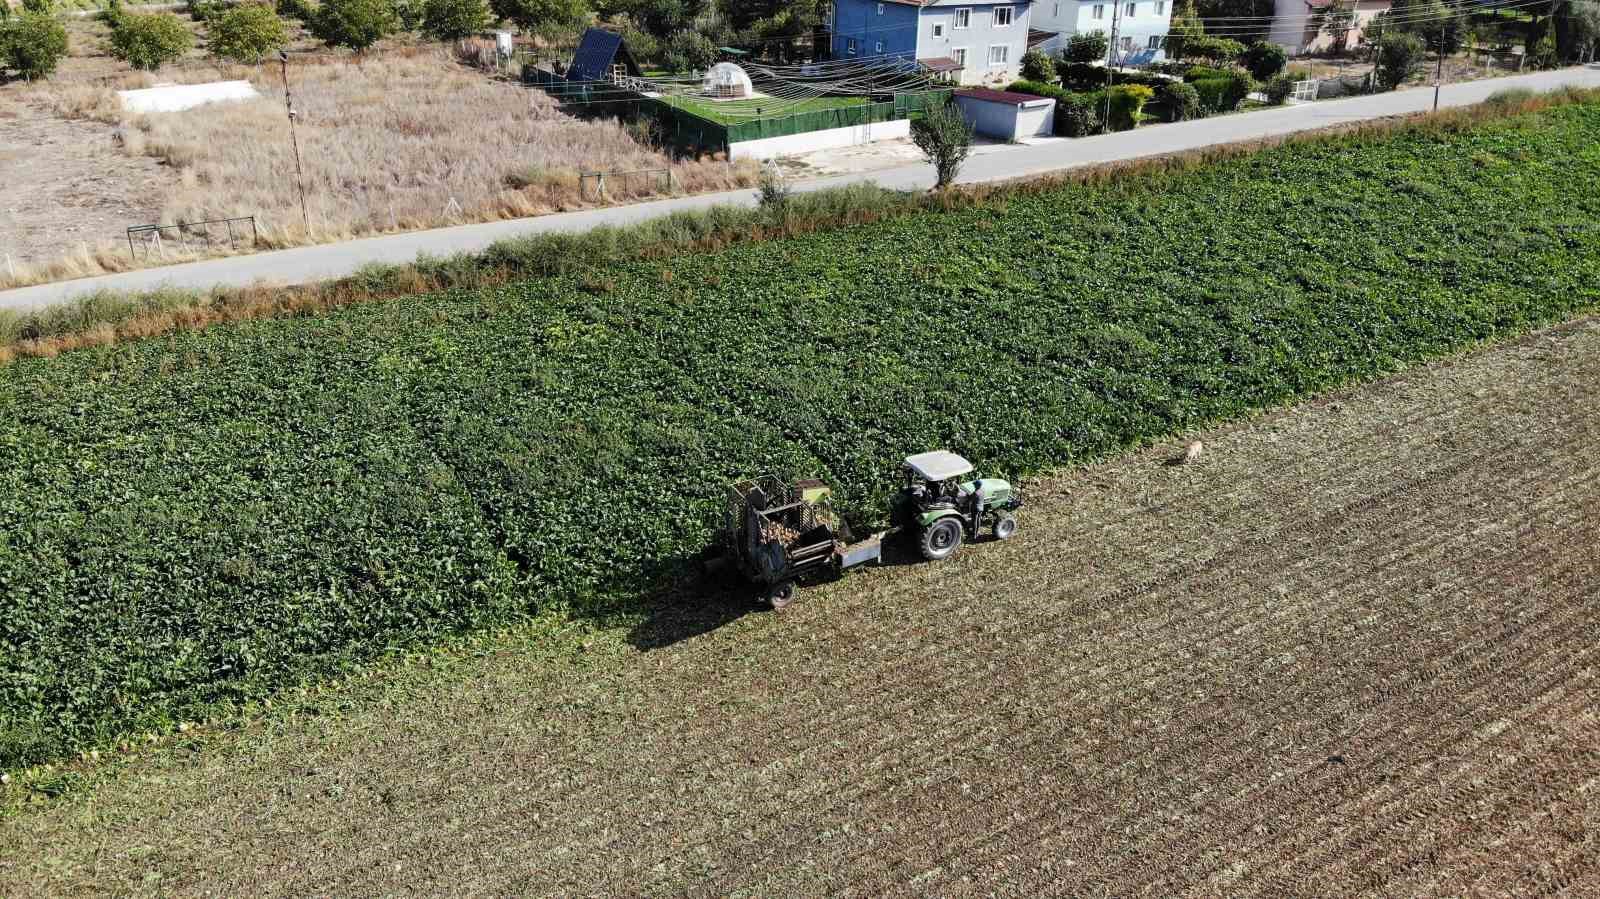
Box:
[3, 66, 1597, 313]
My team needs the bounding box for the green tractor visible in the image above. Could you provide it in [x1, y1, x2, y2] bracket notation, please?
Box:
[892, 450, 1022, 561]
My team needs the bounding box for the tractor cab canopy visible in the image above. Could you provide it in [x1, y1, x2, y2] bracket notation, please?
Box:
[903, 450, 973, 483]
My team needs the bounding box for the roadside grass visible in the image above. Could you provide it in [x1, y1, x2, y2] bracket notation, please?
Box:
[0, 50, 759, 290]
[1, 86, 1598, 772]
[3, 84, 1592, 362]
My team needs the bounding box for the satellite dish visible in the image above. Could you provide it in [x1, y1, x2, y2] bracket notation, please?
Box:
[702, 62, 754, 99]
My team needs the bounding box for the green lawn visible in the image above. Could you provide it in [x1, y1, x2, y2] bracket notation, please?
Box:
[3, 96, 1599, 770]
[657, 93, 870, 124]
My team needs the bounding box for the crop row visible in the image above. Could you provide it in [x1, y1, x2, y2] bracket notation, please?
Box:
[1, 101, 1599, 768]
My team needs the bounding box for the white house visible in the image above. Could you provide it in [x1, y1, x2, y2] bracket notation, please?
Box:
[1268, 0, 1392, 54]
[829, 0, 1038, 86]
[1031, 0, 1172, 61]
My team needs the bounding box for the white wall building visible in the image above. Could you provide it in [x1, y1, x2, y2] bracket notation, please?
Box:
[1031, 0, 1172, 61]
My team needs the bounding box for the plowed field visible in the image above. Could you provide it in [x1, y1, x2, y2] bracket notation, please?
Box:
[3, 316, 1598, 896]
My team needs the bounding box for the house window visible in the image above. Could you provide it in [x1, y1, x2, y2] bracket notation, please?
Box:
[846, 37, 858, 56]
[1120, 35, 1133, 50]
[877, 2, 885, 13]
[1124, 2, 1136, 17]
[875, 40, 884, 53]
[1092, 4, 1105, 19]
[952, 47, 968, 68]
[993, 6, 1013, 26]
[933, 22, 945, 38]
[988, 44, 1009, 66]
[1148, 35, 1165, 49]
[953, 8, 971, 28]
[1155, 0, 1166, 13]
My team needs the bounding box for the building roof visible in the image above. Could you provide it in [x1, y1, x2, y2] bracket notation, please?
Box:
[956, 87, 1054, 105]
[918, 56, 964, 72]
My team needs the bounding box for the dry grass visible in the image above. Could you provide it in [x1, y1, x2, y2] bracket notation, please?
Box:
[1, 50, 758, 288]
[2, 314, 1597, 895]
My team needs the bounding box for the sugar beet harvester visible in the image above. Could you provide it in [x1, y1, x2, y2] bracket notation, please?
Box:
[713, 450, 1022, 609]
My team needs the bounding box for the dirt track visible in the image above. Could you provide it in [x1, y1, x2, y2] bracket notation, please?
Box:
[3, 317, 1599, 896]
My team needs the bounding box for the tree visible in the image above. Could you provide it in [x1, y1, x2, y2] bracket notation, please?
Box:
[490, 0, 589, 34]
[1020, 48, 1055, 82]
[910, 100, 972, 190]
[423, 0, 491, 39]
[1567, 0, 1600, 62]
[1106, 83, 1153, 130]
[1264, 71, 1295, 104]
[1064, 29, 1108, 64]
[1374, 31, 1423, 89]
[208, 3, 289, 63]
[1164, 0, 1207, 61]
[1158, 80, 1200, 121]
[1317, 1, 1357, 54]
[310, 0, 399, 50]
[661, 28, 715, 71]
[1195, 0, 1274, 44]
[1241, 40, 1286, 79]
[21, 0, 53, 14]
[1528, 22, 1559, 68]
[109, 12, 194, 70]
[2, 11, 69, 79]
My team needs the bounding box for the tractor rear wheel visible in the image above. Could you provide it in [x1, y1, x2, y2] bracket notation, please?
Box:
[920, 517, 964, 561]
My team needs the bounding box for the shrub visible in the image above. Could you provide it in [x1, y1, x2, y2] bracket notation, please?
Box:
[1106, 83, 1153, 130]
[1020, 47, 1055, 83]
[395, 0, 426, 30]
[1058, 60, 1105, 89]
[423, 0, 491, 40]
[1056, 89, 1105, 136]
[208, 2, 290, 63]
[661, 29, 716, 72]
[1241, 40, 1286, 80]
[756, 163, 791, 212]
[276, 0, 315, 21]
[1528, 25, 1558, 69]
[1187, 35, 1245, 65]
[1264, 72, 1295, 105]
[1375, 32, 1423, 90]
[490, 0, 589, 35]
[311, 0, 399, 50]
[1158, 80, 1200, 121]
[108, 12, 194, 71]
[1, 11, 69, 79]
[1183, 64, 1232, 82]
[187, 0, 228, 24]
[21, 0, 52, 12]
[1064, 29, 1108, 65]
[910, 99, 972, 188]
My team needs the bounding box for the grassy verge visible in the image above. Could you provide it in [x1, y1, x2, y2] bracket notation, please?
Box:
[2, 88, 1598, 771]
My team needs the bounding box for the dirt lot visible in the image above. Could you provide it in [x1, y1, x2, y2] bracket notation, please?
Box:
[2, 315, 1598, 896]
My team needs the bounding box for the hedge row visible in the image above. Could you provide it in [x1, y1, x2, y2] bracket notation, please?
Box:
[3, 101, 1600, 768]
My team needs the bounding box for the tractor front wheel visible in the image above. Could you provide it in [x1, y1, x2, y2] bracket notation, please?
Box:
[768, 581, 796, 610]
[920, 517, 965, 561]
[992, 513, 1017, 541]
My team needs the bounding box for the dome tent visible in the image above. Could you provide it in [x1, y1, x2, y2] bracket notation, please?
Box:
[702, 62, 754, 99]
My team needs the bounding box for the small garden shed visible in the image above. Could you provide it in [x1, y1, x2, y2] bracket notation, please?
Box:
[954, 88, 1055, 142]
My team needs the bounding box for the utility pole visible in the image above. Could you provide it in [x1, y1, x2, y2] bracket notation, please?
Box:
[1433, 22, 1445, 112]
[278, 50, 311, 238]
[1102, 0, 1124, 134]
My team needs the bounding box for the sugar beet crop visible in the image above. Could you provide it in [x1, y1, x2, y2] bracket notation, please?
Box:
[3, 101, 1599, 768]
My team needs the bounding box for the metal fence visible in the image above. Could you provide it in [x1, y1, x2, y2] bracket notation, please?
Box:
[579, 167, 673, 202]
[127, 216, 258, 262]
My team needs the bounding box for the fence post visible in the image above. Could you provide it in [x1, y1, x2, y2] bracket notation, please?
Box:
[128, 229, 136, 260]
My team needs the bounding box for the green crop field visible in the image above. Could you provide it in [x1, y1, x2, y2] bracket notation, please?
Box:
[2, 99, 1599, 770]
[658, 93, 869, 124]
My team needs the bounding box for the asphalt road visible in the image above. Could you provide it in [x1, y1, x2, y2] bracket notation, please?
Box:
[4, 66, 1597, 313]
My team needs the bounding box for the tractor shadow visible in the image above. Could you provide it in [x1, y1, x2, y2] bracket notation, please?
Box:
[624, 556, 768, 651]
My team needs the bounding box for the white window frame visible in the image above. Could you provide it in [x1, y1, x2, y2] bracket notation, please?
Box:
[846, 37, 858, 56]
[953, 8, 971, 28]
[993, 5, 1013, 27]
[1119, 35, 1133, 50]
[952, 46, 968, 68]
[933, 22, 945, 38]
[1148, 34, 1165, 49]
[875, 39, 884, 53]
[988, 44, 1009, 67]
[1124, 2, 1136, 17]
[877, 2, 885, 14]
[1092, 4, 1105, 19]
[1155, 0, 1166, 13]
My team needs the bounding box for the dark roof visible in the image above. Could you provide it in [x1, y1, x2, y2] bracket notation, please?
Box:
[956, 87, 1054, 105]
[1028, 28, 1055, 47]
[918, 56, 964, 72]
[568, 28, 642, 82]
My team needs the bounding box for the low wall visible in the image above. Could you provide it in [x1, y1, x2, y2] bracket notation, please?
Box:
[728, 118, 912, 160]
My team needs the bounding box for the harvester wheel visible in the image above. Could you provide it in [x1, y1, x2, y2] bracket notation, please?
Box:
[768, 581, 796, 610]
[920, 517, 964, 561]
[992, 513, 1017, 541]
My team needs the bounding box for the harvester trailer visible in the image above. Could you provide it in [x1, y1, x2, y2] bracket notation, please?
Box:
[713, 450, 1022, 609]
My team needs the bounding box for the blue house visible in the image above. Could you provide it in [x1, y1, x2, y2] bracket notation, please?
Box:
[827, 0, 1036, 85]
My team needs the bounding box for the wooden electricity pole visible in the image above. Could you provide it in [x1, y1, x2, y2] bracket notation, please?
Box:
[278, 50, 311, 237]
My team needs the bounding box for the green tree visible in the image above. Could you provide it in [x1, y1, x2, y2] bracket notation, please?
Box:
[490, 0, 590, 33]
[1164, 0, 1206, 61]
[1375, 31, 1423, 89]
[1020, 48, 1055, 82]
[209, 2, 290, 63]
[1195, 0, 1273, 44]
[2, 11, 70, 79]
[109, 12, 194, 71]
[910, 100, 972, 189]
[21, 0, 54, 14]
[1567, 0, 1600, 62]
[1158, 80, 1200, 121]
[310, 0, 399, 50]
[1241, 40, 1286, 80]
[1064, 29, 1108, 64]
[1528, 22, 1559, 68]
[1264, 71, 1295, 104]
[661, 28, 715, 71]
[423, 0, 491, 39]
[1106, 83, 1153, 130]
[1317, 1, 1358, 53]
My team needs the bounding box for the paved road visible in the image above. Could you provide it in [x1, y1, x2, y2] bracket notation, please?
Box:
[4, 66, 1598, 313]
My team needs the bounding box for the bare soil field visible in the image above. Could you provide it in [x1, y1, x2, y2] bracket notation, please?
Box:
[2, 315, 1598, 896]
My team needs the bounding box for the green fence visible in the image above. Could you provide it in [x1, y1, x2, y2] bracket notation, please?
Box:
[524, 66, 951, 156]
